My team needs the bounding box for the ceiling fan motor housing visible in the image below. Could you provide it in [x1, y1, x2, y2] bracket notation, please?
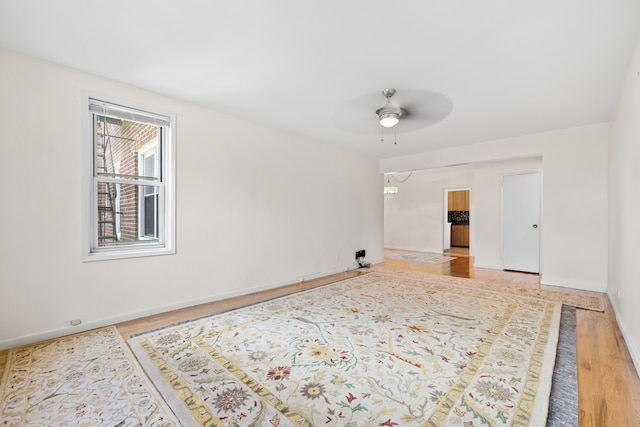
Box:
[376, 88, 407, 127]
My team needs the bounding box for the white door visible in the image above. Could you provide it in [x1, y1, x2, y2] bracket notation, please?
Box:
[502, 172, 541, 273]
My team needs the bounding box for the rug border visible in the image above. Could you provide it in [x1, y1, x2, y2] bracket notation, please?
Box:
[529, 302, 562, 426]
[127, 337, 199, 426]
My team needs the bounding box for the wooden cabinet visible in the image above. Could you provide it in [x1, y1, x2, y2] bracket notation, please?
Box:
[463, 191, 470, 210]
[448, 190, 469, 211]
[451, 224, 469, 247]
[451, 225, 462, 246]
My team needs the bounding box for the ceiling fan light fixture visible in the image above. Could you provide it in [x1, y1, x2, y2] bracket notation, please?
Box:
[383, 185, 399, 198]
[379, 112, 400, 128]
[383, 174, 399, 199]
[376, 89, 406, 128]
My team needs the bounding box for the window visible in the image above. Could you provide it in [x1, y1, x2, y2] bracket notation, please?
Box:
[138, 139, 159, 239]
[83, 96, 175, 261]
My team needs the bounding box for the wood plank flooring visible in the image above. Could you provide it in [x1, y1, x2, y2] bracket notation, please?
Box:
[385, 250, 640, 426]
[1, 253, 639, 426]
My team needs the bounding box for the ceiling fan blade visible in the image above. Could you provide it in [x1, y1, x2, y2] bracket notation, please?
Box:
[401, 91, 454, 128]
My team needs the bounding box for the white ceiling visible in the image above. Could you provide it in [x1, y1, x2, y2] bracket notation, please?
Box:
[1, 1, 639, 160]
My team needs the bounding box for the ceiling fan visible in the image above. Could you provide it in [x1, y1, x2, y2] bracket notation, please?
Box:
[332, 88, 453, 136]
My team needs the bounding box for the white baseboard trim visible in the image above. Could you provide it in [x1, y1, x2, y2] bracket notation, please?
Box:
[472, 263, 501, 270]
[0, 285, 279, 351]
[540, 276, 606, 293]
[0, 265, 369, 351]
[606, 292, 640, 375]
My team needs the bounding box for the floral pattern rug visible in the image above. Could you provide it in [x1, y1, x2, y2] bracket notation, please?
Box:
[370, 265, 605, 312]
[129, 272, 561, 426]
[0, 326, 179, 426]
[384, 250, 456, 264]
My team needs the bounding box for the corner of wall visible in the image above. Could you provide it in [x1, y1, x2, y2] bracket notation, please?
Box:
[607, 291, 640, 375]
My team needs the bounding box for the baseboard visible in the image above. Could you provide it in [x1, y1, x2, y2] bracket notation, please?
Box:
[540, 276, 606, 293]
[0, 265, 374, 351]
[607, 293, 640, 375]
[0, 321, 122, 352]
[0, 285, 280, 350]
[472, 263, 501, 270]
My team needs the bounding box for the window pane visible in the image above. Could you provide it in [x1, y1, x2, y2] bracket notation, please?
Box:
[94, 115, 160, 181]
[143, 153, 155, 179]
[96, 182, 160, 247]
[143, 190, 158, 238]
[97, 181, 118, 244]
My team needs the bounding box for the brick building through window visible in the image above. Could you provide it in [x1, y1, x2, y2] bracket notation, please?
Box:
[95, 115, 160, 245]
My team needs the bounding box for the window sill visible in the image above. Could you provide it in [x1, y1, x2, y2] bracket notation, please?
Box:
[83, 246, 175, 262]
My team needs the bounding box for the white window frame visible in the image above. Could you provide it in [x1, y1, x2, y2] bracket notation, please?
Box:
[114, 162, 121, 240]
[82, 93, 176, 262]
[138, 138, 160, 240]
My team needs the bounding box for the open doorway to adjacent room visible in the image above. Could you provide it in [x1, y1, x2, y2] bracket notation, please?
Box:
[444, 188, 470, 257]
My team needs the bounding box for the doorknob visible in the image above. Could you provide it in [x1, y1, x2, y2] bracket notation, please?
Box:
[532, 224, 538, 228]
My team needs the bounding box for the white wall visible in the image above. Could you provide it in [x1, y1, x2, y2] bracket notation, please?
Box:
[382, 123, 609, 292]
[0, 48, 383, 349]
[472, 157, 543, 269]
[383, 158, 543, 268]
[384, 168, 473, 253]
[608, 36, 640, 370]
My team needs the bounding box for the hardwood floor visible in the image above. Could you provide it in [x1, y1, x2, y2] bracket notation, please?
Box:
[384, 251, 640, 426]
[1, 255, 639, 426]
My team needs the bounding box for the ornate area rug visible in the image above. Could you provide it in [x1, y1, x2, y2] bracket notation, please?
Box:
[384, 250, 456, 264]
[370, 265, 605, 312]
[0, 326, 178, 426]
[129, 272, 560, 426]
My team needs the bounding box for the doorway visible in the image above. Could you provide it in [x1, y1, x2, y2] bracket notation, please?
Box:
[444, 188, 470, 256]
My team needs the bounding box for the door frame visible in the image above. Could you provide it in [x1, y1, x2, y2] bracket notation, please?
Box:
[443, 187, 471, 253]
